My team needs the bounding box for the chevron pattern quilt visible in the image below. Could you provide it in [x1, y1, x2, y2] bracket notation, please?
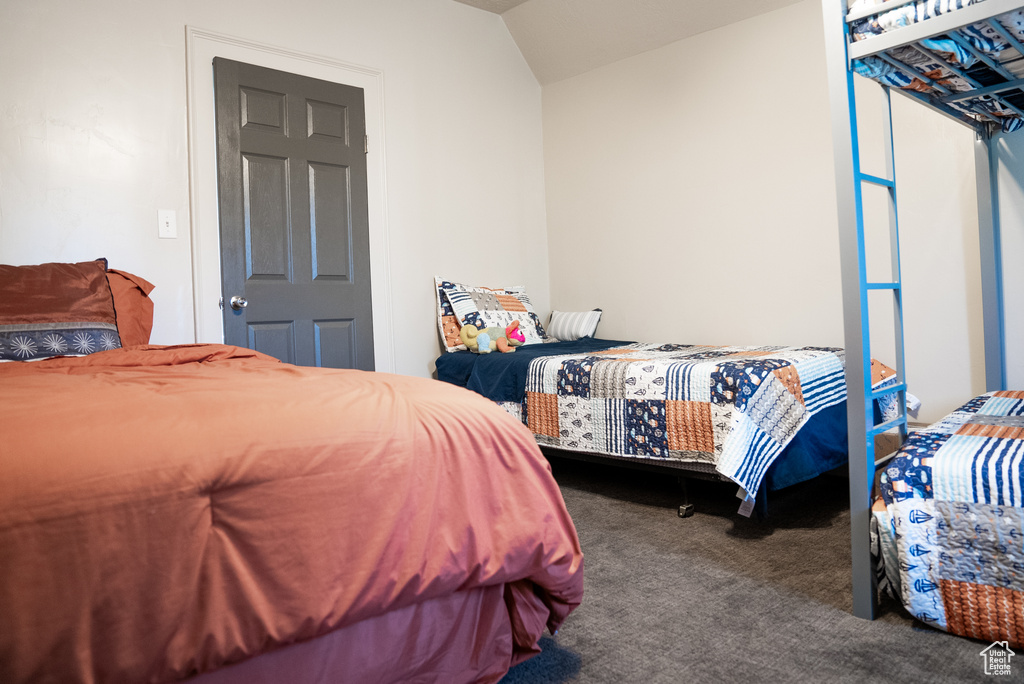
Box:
[874, 391, 1024, 647]
[506, 342, 857, 502]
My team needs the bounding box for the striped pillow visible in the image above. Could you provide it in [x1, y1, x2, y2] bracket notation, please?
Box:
[547, 309, 602, 342]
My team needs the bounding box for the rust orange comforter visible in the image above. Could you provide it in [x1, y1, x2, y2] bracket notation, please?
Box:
[0, 345, 583, 684]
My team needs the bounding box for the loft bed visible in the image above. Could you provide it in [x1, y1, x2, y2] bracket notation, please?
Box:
[822, 0, 1023, 641]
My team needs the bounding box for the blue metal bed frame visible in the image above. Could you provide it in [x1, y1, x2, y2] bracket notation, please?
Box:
[821, 0, 1019, 620]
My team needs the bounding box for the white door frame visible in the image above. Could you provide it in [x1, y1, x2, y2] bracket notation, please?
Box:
[185, 26, 395, 373]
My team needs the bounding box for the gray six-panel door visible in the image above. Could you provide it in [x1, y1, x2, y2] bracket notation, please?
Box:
[213, 57, 374, 370]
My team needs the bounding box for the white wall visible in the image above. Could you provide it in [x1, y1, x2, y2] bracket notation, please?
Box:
[542, 0, 988, 424]
[543, 2, 844, 349]
[1, 0, 1013, 418]
[996, 133, 1024, 389]
[886, 90, 986, 425]
[0, 0, 550, 378]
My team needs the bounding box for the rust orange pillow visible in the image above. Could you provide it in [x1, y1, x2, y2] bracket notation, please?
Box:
[0, 260, 122, 360]
[106, 269, 155, 347]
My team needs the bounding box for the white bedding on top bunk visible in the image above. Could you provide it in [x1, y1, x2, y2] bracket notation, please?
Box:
[847, 0, 1024, 132]
[849, 0, 981, 33]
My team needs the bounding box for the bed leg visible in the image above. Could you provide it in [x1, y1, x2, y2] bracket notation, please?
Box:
[677, 477, 695, 518]
[753, 482, 768, 521]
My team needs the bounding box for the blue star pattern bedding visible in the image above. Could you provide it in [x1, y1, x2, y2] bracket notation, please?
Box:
[848, 1, 1024, 133]
[438, 340, 900, 510]
[873, 391, 1024, 647]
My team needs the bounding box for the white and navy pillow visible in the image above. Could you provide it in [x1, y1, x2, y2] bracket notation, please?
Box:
[547, 309, 602, 342]
[435, 277, 550, 352]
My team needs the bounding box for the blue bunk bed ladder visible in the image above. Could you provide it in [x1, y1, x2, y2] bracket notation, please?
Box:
[850, 93, 910, 460]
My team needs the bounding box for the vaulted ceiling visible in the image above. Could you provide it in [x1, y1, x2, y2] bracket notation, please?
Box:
[454, 0, 805, 84]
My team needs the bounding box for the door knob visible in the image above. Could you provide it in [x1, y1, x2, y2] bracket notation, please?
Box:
[229, 296, 248, 311]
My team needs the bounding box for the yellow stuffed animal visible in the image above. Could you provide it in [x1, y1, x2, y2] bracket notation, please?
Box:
[459, 321, 526, 354]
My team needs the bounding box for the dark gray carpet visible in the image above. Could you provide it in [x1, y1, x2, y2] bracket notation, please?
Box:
[501, 456, 993, 684]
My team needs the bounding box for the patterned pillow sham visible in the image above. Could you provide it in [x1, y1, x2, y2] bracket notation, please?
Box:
[435, 277, 469, 352]
[547, 309, 602, 342]
[0, 259, 122, 361]
[434, 277, 549, 352]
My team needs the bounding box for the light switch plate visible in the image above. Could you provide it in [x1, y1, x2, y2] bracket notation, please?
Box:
[158, 209, 177, 239]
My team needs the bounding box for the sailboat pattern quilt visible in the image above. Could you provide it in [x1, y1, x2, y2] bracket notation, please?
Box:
[874, 390, 1024, 647]
[512, 343, 859, 502]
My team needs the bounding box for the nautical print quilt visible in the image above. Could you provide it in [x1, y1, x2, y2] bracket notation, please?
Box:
[874, 391, 1024, 647]
[511, 343, 856, 505]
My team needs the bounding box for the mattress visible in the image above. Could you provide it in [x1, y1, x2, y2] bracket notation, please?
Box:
[873, 390, 1024, 646]
[0, 344, 584, 684]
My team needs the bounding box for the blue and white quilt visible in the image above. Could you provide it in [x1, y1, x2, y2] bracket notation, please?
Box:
[509, 343, 897, 510]
[874, 391, 1024, 646]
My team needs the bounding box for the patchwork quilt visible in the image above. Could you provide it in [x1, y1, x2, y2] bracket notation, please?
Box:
[874, 391, 1024, 647]
[509, 343, 860, 505]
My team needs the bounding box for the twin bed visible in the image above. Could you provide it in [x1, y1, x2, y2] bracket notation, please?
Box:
[0, 260, 584, 684]
[439, 337, 883, 516]
[434, 278, 900, 517]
